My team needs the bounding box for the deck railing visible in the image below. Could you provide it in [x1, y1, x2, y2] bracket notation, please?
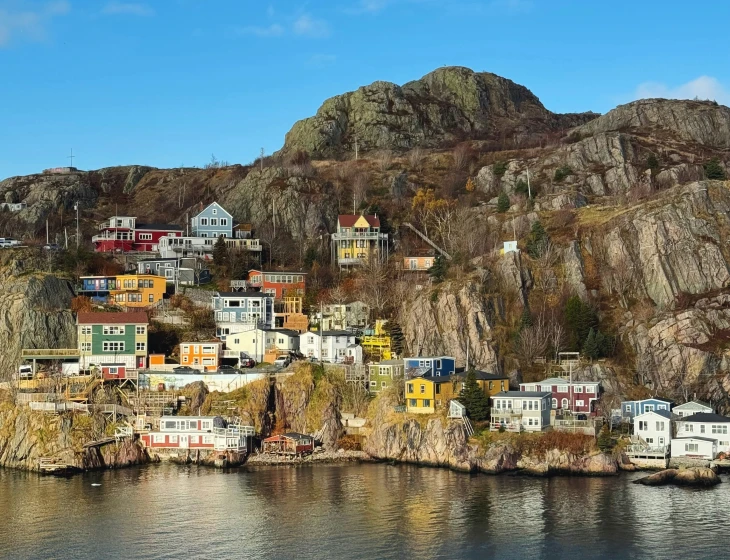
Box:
[21, 348, 80, 358]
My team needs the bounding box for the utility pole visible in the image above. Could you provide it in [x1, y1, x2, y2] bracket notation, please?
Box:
[526, 167, 532, 200]
[354, 133, 358, 161]
[75, 202, 80, 250]
[68, 148, 75, 168]
[46, 219, 49, 245]
[272, 196, 276, 238]
[319, 300, 324, 362]
[260, 148, 264, 173]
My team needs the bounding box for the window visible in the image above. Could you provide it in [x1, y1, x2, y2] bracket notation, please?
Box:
[81, 342, 91, 352]
[221, 218, 227, 226]
[625, 404, 631, 411]
[139, 233, 152, 240]
[645, 437, 654, 444]
[658, 405, 667, 410]
[409, 399, 417, 407]
[585, 386, 595, 393]
[212, 208, 217, 215]
[370, 381, 376, 387]
[153, 434, 165, 443]
[103, 325, 124, 335]
[136, 326, 146, 335]
[561, 398, 569, 409]
[638, 421, 647, 431]
[435, 384, 441, 395]
[423, 399, 431, 408]
[576, 400, 584, 407]
[149, 294, 154, 302]
[552, 398, 557, 409]
[558, 385, 568, 393]
[407, 383, 413, 394]
[381, 382, 387, 388]
[420, 385, 425, 394]
[182, 356, 189, 363]
[201, 218, 208, 226]
[81, 326, 92, 335]
[685, 443, 699, 453]
[712, 425, 728, 435]
[103, 341, 124, 352]
[700, 425, 705, 434]
[656, 421, 665, 431]
[136, 342, 146, 352]
[644, 404, 654, 412]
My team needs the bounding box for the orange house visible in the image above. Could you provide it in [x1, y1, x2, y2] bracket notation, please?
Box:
[403, 256, 434, 272]
[179, 342, 222, 372]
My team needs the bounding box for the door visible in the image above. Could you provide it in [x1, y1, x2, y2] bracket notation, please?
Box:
[658, 437, 665, 448]
[179, 435, 189, 449]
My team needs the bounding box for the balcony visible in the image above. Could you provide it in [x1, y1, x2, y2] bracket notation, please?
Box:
[490, 422, 522, 432]
[337, 257, 366, 266]
[332, 231, 387, 241]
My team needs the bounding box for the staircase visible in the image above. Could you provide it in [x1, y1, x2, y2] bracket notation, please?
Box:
[462, 416, 474, 437]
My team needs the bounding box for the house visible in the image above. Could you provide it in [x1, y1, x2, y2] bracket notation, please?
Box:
[0, 202, 27, 212]
[224, 328, 300, 363]
[212, 291, 274, 340]
[179, 342, 222, 372]
[262, 433, 314, 456]
[245, 269, 308, 331]
[79, 274, 167, 308]
[670, 437, 718, 461]
[674, 413, 730, 456]
[313, 301, 370, 332]
[191, 202, 234, 238]
[361, 320, 393, 361]
[92, 215, 182, 253]
[520, 378, 601, 414]
[368, 359, 404, 393]
[405, 376, 454, 414]
[331, 214, 388, 268]
[140, 416, 253, 452]
[457, 371, 510, 398]
[299, 331, 361, 363]
[620, 397, 673, 422]
[633, 409, 672, 452]
[404, 356, 455, 378]
[157, 235, 261, 259]
[402, 256, 433, 272]
[502, 240, 519, 254]
[490, 391, 552, 432]
[77, 311, 148, 370]
[99, 363, 130, 381]
[672, 400, 713, 418]
[233, 223, 254, 239]
[135, 257, 209, 286]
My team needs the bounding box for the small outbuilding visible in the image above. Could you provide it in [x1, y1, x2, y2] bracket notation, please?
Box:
[262, 432, 314, 456]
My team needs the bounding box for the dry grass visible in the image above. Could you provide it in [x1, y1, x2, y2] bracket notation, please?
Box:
[477, 430, 595, 458]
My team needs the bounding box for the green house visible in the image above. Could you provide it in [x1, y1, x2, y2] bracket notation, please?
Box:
[368, 359, 404, 393]
[77, 311, 149, 370]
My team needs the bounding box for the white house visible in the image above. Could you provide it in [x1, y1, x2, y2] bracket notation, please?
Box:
[213, 291, 274, 340]
[672, 401, 713, 418]
[224, 328, 300, 363]
[670, 437, 717, 461]
[299, 330, 361, 364]
[311, 301, 369, 331]
[490, 391, 552, 432]
[633, 409, 672, 452]
[674, 413, 730, 457]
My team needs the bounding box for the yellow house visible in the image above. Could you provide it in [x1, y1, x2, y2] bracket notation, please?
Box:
[331, 214, 388, 268]
[405, 376, 453, 414]
[80, 274, 167, 308]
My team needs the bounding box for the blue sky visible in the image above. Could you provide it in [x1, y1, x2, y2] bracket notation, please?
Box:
[1, 0, 729, 177]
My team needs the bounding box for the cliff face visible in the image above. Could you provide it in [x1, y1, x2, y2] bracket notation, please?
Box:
[0, 255, 76, 379]
[277, 66, 597, 158]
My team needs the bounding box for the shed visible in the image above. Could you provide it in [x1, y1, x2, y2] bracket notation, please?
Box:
[262, 432, 314, 456]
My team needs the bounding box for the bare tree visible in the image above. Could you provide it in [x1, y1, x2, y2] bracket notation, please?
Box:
[452, 143, 469, 170]
[352, 173, 369, 211]
[407, 147, 425, 172]
[609, 254, 637, 309]
[376, 150, 393, 173]
[515, 316, 549, 365]
[328, 285, 348, 306]
[548, 318, 565, 362]
[357, 256, 391, 319]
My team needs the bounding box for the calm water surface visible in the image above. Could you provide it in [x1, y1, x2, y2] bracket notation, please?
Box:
[0, 463, 726, 559]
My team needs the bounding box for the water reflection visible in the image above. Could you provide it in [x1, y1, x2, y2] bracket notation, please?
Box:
[0, 465, 727, 560]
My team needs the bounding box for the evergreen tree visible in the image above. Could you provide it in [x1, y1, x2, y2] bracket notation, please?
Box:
[597, 424, 614, 452]
[497, 190, 510, 213]
[582, 328, 599, 360]
[382, 321, 405, 357]
[213, 235, 229, 270]
[525, 220, 548, 258]
[704, 158, 726, 180]
[459, 369, 491, 421]
[428, 255, 448, 283]
[519, 307, 533, 330]
[564, 295, 598, 351]
[646, 153, 660, 174]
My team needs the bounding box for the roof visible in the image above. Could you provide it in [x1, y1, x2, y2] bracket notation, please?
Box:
[249, 269, 308, 276]
[405, 356, 454, 362]
[372, 359, 403, 366]
[338, 214, 380, 228]
[635, 409, 672, 420]
[462, 370, 509, 381]
[673, 400, 713, 410]
[265, 328, 300, 337]
[194, 201, 232, 217]
[233, 223, 252, 231]
[672, 436, 718, 443]
[265, 432, 311, 441]
[529, 377, 600, 385]
[77, 311, 148, 325]
[215, 291, 272, 298]
[679, 412, 730, 423]
[493, 391, 552, 398]
[420, 375, 455, 384]
[136, 223, 183, 231]
[318, 330, 352, 337]
[136, 257, 178, 263]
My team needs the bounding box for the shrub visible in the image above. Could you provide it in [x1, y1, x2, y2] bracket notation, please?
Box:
[525, 220, 548, 258]
[553, 165, 573, 182]
[515, 179, 529, 196]
[646, 153, 660, 174]
[497, 191, 510, 213]
[704, 158, 726, 180]
[597, 425, 614, 452]
[493, 161, 508, 177]
[336, 435, 361, 451]
[428, 255, 449, 284]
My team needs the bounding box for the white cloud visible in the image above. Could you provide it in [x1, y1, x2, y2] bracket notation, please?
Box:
[293, 14, 329, 38]
[0, 0, 70, 47]
[235, 23, 284, 37]
[102, 2, 155, 16]
[634, 76, 730, 106]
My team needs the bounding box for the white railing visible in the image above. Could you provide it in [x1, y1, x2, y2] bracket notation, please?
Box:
[29, 401, 89, 414]
[490, 422, 521, 432]
[332, 231, 386, 240]
[213, 425, 255, 437]
[115, 426, 134, 441]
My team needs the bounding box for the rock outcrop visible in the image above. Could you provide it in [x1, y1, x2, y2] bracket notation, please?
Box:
[635, 467, 720, 487]
[277, 66, 597, 158]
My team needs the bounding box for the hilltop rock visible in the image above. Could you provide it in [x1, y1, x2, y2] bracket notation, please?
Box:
[277, 66, 597, 158]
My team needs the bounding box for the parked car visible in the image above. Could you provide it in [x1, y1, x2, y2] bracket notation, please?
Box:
[239, 358, 256, 368]
[172, 366, 201, 374]
[274, 356, 290, 368]
[43, 243, 60, 251]
[218, 364, 236, 371]
[18, 364, 33, 380]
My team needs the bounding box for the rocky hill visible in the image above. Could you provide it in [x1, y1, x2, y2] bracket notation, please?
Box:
[277, 66, 597, 158]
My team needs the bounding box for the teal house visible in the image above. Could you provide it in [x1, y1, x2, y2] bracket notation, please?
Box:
[77, 311, 149, 370]
[368, 359, 405, 393]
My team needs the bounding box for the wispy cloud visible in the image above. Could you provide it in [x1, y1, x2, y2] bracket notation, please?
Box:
[235, 23, 284, 37]
[102, 2, 155, 16]
[634, 76, 730, 106]
[0, 0, 70, 47]
[293, 14, 329, 38]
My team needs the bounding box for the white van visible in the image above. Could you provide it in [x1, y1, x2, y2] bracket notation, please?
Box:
[18, 365, 33, 379]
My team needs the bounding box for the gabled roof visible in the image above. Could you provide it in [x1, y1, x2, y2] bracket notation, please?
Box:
[493, 391, 551, 398]
[249, 268, 308, 276]
[215, 291, 272, 298]
[455, 370, 509, 381]
[526, 377, 600, 385]
[673, 400, 712, 410]
[679, 412, 730, 423]
[635, 409, 672, 420]
[194, 201, 232, 218]
[420, 375, 455, 384]
[136, 223, 183, 231]
[338, 214, 380, 228]
[372, 359, 403, 366]
[672, 436, 718, 443]
[77, 311, 148, 325]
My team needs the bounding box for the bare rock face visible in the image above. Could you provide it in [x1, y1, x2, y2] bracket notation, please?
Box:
[636, 467, 720, 487]
[0, 259, 76, 379]
[277, 66, 596, 158]
[400, 280, 501, 370]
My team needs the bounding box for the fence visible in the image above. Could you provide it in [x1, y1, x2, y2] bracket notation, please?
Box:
[29, 402, 89, 414]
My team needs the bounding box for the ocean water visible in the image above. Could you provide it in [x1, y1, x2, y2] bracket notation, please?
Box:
[0, 463, 725, 559]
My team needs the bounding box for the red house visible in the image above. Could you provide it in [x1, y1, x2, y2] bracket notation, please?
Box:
[262, 433, 314, 456]
[92, 216, 182, 253]
[247, 269, 307, 299]
[140, 416, 254, 452]
[100, 363, 128, 380]
[519, 377, 601, 414]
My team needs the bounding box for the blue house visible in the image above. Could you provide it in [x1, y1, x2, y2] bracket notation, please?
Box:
[212, 291, 274, 339]
[191, 202, 234, 239]
[621, 397, 674, 422]
[404, 356, 455, 377]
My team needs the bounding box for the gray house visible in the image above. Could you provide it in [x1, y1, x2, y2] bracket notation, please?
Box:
[191, 202, 234, 239]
